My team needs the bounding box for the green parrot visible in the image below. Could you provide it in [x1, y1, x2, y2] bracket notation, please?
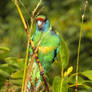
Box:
[27, 15, 60, 91]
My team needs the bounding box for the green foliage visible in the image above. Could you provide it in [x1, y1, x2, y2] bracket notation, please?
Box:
[52, 76, 68, 92]
[0, 47, 25, 90]
[52, 75, 68, 92]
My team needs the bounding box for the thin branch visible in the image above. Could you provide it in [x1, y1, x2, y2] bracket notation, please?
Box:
[24, 54, 35, 92]
[32, 0, 42, 16]
[36, 7, 45, 17]
[14, 1, 30, 92]
[30, 0, 42, 34]
[19, 0, 30, 18]
[75, 1, 88, 92]
[14, 0, 50, 92]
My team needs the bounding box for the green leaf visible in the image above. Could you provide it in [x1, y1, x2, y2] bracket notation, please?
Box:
[0, 64, 15, 74]
[0, 69, 9, 77]
[0, 47, 10, 60]
[81, 70, 92, 80]
[57, 34, 69, 69]
[53, 76, 61, 92]
[5, 57, 19, 68]
[5, 57, 25, 69]
[11, 70, 23, 79]
[60, 78, 68, 92]
[0, 47, 10, 51]
[69, 75, 85, 84]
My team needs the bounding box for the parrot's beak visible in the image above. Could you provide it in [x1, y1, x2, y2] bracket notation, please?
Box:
[37, 20, 43, 30]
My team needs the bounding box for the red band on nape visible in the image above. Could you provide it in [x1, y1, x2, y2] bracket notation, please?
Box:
[36, 17, 45, 21]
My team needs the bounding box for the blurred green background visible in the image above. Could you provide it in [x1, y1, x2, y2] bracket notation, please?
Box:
[0, 0, 92, 92]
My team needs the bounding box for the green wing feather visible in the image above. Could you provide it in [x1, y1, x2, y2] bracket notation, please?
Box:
[31, 31, 60, 71]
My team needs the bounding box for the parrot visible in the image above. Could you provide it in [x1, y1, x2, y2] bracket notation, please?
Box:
[27, 15, 60, 92]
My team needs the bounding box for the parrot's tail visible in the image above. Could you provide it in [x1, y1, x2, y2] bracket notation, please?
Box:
[27, 79, 45, 92]
[26, 62, 46, 92]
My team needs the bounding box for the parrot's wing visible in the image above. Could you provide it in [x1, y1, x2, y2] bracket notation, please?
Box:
[32, 30, 60, 54]
[39, 46, 57, 54]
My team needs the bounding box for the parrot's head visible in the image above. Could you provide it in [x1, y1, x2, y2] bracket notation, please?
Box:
[36, 15, 50, 32]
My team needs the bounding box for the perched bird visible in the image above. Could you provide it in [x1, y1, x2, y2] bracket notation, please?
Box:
[28, 15, 60, 91]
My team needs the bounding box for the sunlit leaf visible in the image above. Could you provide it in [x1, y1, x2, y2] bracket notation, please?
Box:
[64, 66, 73, 77]
[0, 47, 10, 51]
[81, 70, 92, 80]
